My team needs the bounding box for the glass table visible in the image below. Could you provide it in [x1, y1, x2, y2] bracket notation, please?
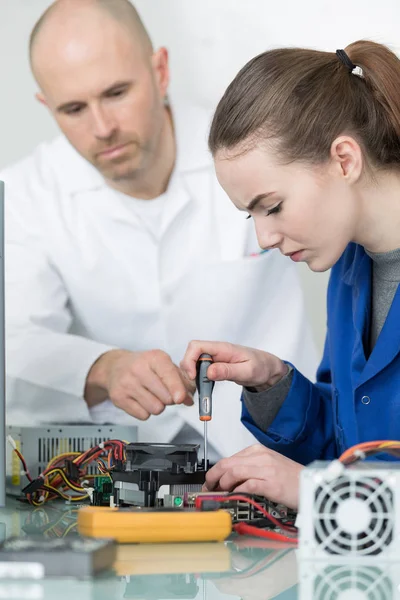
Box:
[0, 497, 396, 600]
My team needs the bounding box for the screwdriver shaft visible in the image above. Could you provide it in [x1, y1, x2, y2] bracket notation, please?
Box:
[204, 421, 208, 471]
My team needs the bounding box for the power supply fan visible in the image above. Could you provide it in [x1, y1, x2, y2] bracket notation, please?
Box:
[311, 564, 393, 600]
[313, 475, 394, 556]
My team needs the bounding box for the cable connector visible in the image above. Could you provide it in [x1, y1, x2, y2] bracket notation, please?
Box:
[197, 499, 221, 512]
[84, 487, 95, 503]
[353, 449, 366, 461]
[22, 476, 45, 495]
[6, 435, 17, 450]
[322, 459, 345, 482]
[65, 460, 80, 481]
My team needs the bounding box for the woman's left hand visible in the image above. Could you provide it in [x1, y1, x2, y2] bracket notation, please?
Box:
[204, 444, 303, 510]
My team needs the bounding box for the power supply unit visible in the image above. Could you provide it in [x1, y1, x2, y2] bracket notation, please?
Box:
[298, 460, 400, 560]
[6, 424, 137, 497]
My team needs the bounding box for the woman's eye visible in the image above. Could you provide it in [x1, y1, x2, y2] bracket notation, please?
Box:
[266, 203, 282, 216]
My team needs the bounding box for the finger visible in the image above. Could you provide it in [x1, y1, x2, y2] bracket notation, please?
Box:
[206, 362, 250, 383]
[127, 386, 166, 416]
[183, 394, 195, 407]
[151, 356, 188, 404]
[204, 450, 264, 490]
[205, 459, 228, 490]
[180, 340, 243, 380]
[203, 478, 218, 492]
[214, 458, 274, 492]
[218, 464, 250, 491]
[176, 368, 195, 407]
[178, 367, 196, 396]
[233, 479, 269, 497]
[139, 370, 174, 405]
[202, 483, 223, 492]
[114, 397, 151, 421]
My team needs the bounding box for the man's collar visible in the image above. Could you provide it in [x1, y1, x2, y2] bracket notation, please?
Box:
[170, 99, 213, 174]
[47, 136, 106, 195]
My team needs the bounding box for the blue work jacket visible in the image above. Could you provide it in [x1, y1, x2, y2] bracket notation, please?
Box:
[242, 243, 400, 464]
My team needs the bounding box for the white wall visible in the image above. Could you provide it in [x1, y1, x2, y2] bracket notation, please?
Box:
[1, 0, 399, 352]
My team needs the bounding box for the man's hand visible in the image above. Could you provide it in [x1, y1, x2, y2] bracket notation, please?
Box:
[84, 349, 195, 420]
[180, 340, 288, 391]
[203, 444, 302, 509]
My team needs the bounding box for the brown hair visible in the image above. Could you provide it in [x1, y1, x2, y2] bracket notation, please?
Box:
[208, 40, 400, 170]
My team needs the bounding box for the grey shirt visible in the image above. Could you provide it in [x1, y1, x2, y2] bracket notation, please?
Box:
[367, 247, 400, 348]
[243, 248, 400, 433]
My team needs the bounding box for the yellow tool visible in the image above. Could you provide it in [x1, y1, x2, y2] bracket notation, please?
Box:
[114, 542, 231, 576]
[77, 506, 232, 544]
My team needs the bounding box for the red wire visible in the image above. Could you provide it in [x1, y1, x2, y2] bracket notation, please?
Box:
[75, 441, 124, 466]
[195, 494, 297, 533]
[233, 522, 298, 544]
[14, 449, 33, 482]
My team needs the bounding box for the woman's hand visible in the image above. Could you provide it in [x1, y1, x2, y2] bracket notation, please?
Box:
[203, 444, 303, 509]
[180, 340, 288, 391]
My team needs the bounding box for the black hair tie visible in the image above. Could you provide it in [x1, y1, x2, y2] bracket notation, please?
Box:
[336, 49, 356, 71]
[336, 49, 364, 78]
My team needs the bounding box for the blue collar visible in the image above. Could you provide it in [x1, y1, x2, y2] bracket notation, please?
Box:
[341, 244, 371, 286]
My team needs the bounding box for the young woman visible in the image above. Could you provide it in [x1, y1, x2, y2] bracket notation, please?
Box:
[181, 40, 400, 509]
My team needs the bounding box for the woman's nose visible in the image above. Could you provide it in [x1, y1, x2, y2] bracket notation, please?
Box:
[255, 222, 283, 250]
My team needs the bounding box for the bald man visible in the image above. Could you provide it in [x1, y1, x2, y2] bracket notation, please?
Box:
[2, 0, 318, 459]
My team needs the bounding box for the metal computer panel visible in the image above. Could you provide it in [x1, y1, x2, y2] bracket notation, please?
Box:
[0, 183, 4, 507]
[6, 424, 137, 496]
[298, 460, 400, 561]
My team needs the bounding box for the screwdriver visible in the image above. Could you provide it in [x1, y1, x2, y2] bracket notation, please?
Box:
[196, 353, 215, 471]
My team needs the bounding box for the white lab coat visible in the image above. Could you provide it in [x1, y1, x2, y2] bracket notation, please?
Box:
[2, 104, 319, 458]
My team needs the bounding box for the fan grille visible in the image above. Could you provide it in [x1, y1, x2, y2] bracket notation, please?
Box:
[313, 565, 392, 600]
[313, 476, 394, 556]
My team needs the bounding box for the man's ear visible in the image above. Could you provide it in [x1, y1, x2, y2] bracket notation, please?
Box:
[151, 47, 170, 98]
[330, 135, 363, 184]
[35, 92, 48, 107]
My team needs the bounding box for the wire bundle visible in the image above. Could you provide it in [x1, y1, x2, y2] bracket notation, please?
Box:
[339, 440, 400, 465]
[8, 436, 125, 506]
